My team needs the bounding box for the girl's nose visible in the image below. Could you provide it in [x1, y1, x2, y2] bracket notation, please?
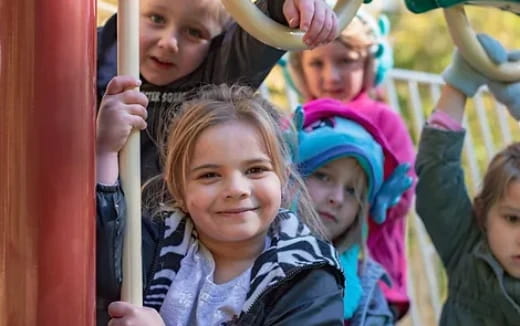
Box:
[327, 186, 344, 206]
[224, 174, 250, 199]
[324, 64, 341, 83]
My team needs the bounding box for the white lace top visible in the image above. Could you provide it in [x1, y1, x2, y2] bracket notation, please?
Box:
[159, 241, 252, 326]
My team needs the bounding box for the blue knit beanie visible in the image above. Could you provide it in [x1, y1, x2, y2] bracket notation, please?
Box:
[296, 101, 386, 202]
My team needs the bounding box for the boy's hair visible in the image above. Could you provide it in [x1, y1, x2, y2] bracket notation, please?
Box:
[288, 15, 376, 99]
[162, 84, 326, 237]
[329, 158, 369, 253]
[474, 142, 520, 230]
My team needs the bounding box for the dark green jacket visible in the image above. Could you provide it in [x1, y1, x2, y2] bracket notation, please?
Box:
[415, 126, 520, 325]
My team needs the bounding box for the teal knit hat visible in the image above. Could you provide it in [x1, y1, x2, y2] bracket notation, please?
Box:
[298, 114, 384, 202]
[295, 98, 399, 203]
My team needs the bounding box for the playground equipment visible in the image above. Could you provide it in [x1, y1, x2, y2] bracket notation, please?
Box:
[220, 0, 364, 50]
[405, 0, 520, 81]
[117, 0, 143, 306]
[0, 0, 96, 325]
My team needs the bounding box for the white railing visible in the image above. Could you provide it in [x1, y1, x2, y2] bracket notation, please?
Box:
[262, 67, 520, 326]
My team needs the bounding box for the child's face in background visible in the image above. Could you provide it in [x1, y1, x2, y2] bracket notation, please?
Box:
[486, 180, 520, 278]
[139, 0, 224, 86]
[183, 121, 282, 248]
[301, 41, 366, 102]
[305, 157, 360, 241]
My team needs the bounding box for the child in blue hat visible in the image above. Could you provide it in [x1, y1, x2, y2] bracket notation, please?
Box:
[288, 12, 415, 317]
[294, 98, 413, 325]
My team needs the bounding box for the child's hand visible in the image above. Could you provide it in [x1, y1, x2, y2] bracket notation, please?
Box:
[96, 75, 148, 156]
[283, 0, 338, 48]
[442, 37, 489, 97]
[476, 35, 520, 120]
[488, 79, 520, 121]
[108, 301, 165, 326]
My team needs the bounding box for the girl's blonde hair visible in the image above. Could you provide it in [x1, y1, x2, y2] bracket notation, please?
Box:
[288, 15, 376, 100]
[328, 158, 369, 253]
[474, 142, 520, 230]
[161, 84, 326, 237]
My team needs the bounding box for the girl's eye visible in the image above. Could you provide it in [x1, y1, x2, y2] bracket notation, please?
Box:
[247, 166, 269, 175]
[313, 171, 331, 183]
[308, 60, 323, 68]
[149, 14, 165, 25]
[344, 186, 355, 196]
[340, 58, 355, 64]
[338, 55, 363, 66]
[198, 172, 218, 179]
[505, 215, 520, 224]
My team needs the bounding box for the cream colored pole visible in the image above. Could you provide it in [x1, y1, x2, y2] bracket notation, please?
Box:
[220, 0, 362, 51]
[444, 6, 520, 82]
[118, 0, 143, 305]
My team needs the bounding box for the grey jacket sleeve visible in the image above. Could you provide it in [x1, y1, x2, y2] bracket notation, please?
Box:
[194, 0, 287, 89]
[415, 126, 480, 270]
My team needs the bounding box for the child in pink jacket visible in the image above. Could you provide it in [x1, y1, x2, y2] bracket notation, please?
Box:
[289, 11, 415, 318]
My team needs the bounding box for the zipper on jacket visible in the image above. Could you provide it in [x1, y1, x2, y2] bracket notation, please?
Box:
[236, 262, 344, 325]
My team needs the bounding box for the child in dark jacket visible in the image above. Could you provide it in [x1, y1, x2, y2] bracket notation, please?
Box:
[97, 0, 338, 182]
[415, 34, 520, 325]
[294, 98, 412, 325]
[97, 84, 345, 325]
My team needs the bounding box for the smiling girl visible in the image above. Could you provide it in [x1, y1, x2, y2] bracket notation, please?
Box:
[96, 84, 344, 326]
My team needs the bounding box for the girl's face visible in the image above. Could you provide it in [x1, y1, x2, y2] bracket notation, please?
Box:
[139, 0, 223, 85]
[486, 180, 520, 278]
[183, 121, 282, 248]
[300, 41, 366, 102]
[304, 157, 361, 241]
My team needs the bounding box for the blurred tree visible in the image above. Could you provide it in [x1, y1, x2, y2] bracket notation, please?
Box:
[389, 6, 520, 74]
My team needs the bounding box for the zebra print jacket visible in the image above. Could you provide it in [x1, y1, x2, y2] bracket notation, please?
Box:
[96, 183, 345, 326]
